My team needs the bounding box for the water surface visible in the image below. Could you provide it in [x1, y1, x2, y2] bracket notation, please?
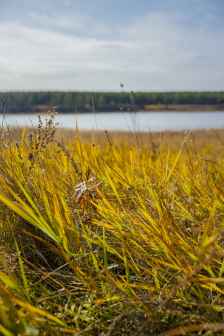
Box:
[1, 111, 224, 132]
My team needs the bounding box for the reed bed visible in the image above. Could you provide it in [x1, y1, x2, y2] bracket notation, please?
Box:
[0, 116, 224, 335]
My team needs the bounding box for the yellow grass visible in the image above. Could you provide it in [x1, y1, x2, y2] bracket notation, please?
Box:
[0, 117, 223, 335]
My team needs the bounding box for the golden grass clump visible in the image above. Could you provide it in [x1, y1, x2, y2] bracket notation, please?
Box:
[0, 117, 223, 335]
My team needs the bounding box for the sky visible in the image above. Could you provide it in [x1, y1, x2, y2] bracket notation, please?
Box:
[0, 0, 223, 91]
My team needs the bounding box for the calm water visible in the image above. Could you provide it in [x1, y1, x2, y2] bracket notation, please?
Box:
[1, 112, 224, 132]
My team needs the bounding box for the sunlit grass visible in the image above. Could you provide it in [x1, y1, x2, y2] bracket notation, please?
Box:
[0, 116, 223, 335]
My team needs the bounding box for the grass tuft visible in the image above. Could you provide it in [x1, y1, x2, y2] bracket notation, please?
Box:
[0, 117, 223, 334]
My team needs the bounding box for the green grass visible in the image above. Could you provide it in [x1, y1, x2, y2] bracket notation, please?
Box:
[0, 116, 223, 335]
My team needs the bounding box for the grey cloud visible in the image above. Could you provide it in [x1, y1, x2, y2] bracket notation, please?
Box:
[0, 6, 223, 91]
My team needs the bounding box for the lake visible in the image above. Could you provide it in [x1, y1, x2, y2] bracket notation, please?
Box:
[1, 111, 224, 132]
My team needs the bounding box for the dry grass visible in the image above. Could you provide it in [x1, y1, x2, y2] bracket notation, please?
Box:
[0, 116, 223, 335]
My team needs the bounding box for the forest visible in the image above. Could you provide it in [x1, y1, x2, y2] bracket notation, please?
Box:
[0, 91, 224, 113]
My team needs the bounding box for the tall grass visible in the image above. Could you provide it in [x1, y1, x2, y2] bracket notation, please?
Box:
[0, 116, 223, 335]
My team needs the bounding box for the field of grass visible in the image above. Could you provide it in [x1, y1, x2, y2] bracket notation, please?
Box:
[1, 115, 224, 335]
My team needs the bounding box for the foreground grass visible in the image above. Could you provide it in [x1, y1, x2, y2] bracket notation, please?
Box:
[0, 119, 224, 335]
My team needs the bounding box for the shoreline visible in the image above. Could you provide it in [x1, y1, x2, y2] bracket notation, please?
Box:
[2, 105, 224, 114]
[143, 104, 224, 112]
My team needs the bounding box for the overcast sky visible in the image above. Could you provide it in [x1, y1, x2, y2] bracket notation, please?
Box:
[0, 0, 223, 91]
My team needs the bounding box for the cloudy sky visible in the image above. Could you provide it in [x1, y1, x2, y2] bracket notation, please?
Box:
[0, 0, 223, 91]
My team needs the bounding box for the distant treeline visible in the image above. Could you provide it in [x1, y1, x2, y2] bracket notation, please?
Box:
[0, 91, 224, 113]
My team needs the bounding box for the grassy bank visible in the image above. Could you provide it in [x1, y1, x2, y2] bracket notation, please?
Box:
[143, 104, 224, 112]
[0, 118, 224, 335]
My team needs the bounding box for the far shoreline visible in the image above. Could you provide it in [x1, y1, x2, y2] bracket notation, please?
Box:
[143, 104, 224, 112]
[2, 104, 224, 114]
